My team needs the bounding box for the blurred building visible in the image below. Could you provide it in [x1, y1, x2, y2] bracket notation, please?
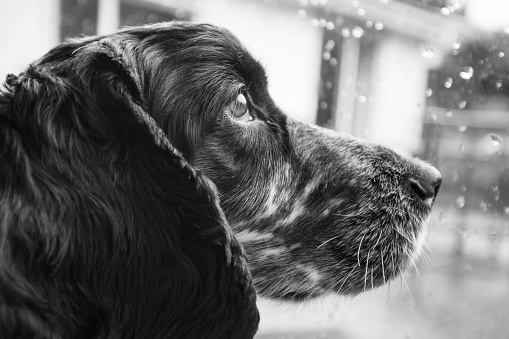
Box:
[0, 0, 477, 155]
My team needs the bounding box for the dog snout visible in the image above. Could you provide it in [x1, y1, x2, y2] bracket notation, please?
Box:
[409, 163, 442, 204]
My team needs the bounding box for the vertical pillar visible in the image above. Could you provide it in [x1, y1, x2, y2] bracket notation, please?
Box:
[97, 0, 120, 35]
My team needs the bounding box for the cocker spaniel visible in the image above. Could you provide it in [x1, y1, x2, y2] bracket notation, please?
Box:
[0, 22, 441, 338]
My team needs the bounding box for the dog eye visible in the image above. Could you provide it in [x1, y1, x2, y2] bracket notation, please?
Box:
[226, 93, 254, 123]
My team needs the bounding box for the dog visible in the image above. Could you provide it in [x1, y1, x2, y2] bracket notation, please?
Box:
[0, 22, 441, 338]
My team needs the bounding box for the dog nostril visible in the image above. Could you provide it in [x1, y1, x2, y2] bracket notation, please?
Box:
[409, 166, 442, 202]
[409, 178, 435, 201]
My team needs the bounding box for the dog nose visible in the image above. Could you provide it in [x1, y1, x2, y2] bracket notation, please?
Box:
[409, 164, 442, 204]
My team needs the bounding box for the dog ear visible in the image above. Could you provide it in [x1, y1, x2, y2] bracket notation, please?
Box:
[0, 41, 258, 337]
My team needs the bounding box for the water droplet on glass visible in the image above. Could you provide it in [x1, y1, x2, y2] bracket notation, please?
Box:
[323, 52, 331, 60]
[374, 21, 384, 30]
[352, 26, 364, 38]
[325, 81, 333, 90]
[420, 45, 435, 59]
[459, 66, 474, 80]
[458, 143, 465, 152]
[319, 19, 327, 27]
[499, 52, 505, 57]
[426, 88, 433, 97]
[430, 112, 437, 122]
[330, 57, 338, 66]
[440, 7, 450, 15]
[458, 100, 467, 109]
[452, 41, 461, 50]
[320, 101, 328, 109]
[379, 0, 391, 4]
[446, 110, 453, 118]
[456, 196, 465, 208]
[495, 80, 503, 88]
[444, 77, 453, 88]
[326, 21, 335, 30]
[310, 19, 319, 27]
[358, 95, 367, 103]
[439, 211, 448, 222]
[297, 9, 307, 18]
[299, 0, 309, 6]
[504, 207, 509, 216]
[480, 201, 488, 212]
[489, 230, 498, 241]
[460, 184, 467, 192]
[491, 134, 502, 145]
[365, 20, 373, 28]
[341, 27, 351, 37]
[319, 0, 327, 5]
[458, 125, 467, 132]
[357, 8, 366, 16]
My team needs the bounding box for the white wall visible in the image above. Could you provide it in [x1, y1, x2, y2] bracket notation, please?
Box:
[0, 0, 60, 82]
[367, 33, 435, 155]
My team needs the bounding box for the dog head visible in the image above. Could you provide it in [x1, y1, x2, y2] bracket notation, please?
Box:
[0, 21, 441, 336]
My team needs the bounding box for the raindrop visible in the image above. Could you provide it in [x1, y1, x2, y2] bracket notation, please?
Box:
[458, 125, 467, 132]
[420, 45, 435, 59]
[323, 52, 331, 60]
[374, 21, 384, 30]
[357, 95, 367, 103]
[499, 52, 505, 57]
[326, 21, 335, 30]
[489, 230, 498, 241]
[504, 207, 509, 216]
[439, 211, 448, 222]
[446, 110, 453, 118]
[495, 80, 503, 88]
[351, 0, 359, 7]
[458, 143, 465, 152]
[325, 81, 333, 90]
[455, 196, 465, 208]
[444, 77, 453, 88]
[297, 9, 307, 18]
[452, 41, 461, 50]
[299, 0, 309, 6]
[320, 101, 328, 109]
[480, 201, 488, 212]
[504, 27, 509, 34]
[357, 8, 366, 16]
[341, 27, 351, 37]
[458, 100, 467, 109]
[366, 20, 373, 28]
[175, 9, 187, 19]
[459, 66, 474, 80]
[311, 19, 319, 27]
[325, 40, 335, 50]
[430, 112, 437, 122]
[319, 19, 327, 27]
[319, 0, 327, 5]
[440, 7, 450, 15]
[330, 58, 338, 66]
[379, 0, 391, 4]
[426, 88, 433, 97]
[352, 26, 364, 38]
[490, 134, 502, 145]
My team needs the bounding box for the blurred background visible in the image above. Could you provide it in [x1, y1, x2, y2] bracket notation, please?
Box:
[1, 0, 508, 338]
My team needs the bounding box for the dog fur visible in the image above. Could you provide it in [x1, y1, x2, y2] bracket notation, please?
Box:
[0, 22, 441, 338]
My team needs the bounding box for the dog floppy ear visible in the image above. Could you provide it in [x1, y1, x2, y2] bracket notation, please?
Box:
[0, 40, 258, 337]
